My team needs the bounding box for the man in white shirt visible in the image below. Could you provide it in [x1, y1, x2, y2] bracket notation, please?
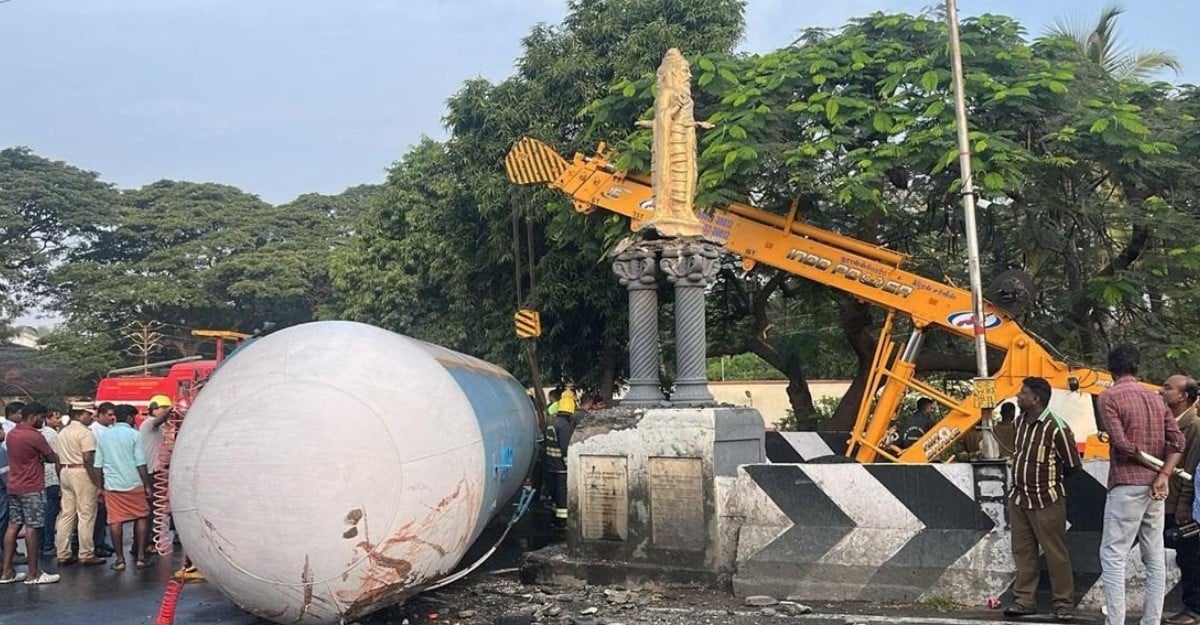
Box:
[2, 402, 22, 445]
[88, 403, 114, 444]
[38, 412, 61, 555]
[88, 403, 116, 558]
[0, 402, 23, 564]
[138, 395, 173, 558]
[139, 396, 172, 478]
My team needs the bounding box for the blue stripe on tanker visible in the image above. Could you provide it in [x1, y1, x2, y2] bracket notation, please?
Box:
[169, 321, 538, 625]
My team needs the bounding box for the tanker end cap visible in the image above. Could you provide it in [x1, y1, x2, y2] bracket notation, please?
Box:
[169, 320, 539, 625]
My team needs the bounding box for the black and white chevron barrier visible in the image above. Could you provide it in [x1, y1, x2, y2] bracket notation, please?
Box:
[764, 431, 851, 463]
[732, 452, 1181, 611]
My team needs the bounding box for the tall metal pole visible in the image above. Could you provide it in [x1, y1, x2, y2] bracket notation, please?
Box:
[946, 0, 999, 459]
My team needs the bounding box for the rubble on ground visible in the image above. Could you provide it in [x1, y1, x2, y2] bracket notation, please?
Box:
[367, 573, 822, 625]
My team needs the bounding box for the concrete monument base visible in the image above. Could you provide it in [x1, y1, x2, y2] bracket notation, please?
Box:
[533, 407, 765, 589]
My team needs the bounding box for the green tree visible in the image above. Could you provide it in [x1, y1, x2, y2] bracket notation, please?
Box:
[587, 11, 1198, 427]
[333, 140, 480, 348]
[1048, 4, 1182, 81]
[334, 0, 747, 396]
[0, 147, 117, 320]
[41, 179, 375, 388]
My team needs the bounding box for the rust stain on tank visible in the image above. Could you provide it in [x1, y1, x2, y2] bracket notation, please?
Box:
[457, 481, 483, 552]
[298, 555, 314, 621]
[342, 526, 359, 539]
[345, 508, 364, 524]
[430, 482, 463, 511]
[336, 478, 471, 617]
[380, 533, 447, 557]
[368, 552, 412, 578]
[342, 577, 422, 620]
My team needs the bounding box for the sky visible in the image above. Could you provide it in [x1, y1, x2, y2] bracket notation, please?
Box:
[3, 0, 1197, 324]
[1, 0, 1196, 206]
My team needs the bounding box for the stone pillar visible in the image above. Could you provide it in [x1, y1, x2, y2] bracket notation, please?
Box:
[613, 243, 665, 405]
[661, 241, 720, 404]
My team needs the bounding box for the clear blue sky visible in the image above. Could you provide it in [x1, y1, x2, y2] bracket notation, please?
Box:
[0, 0, 1194, 207]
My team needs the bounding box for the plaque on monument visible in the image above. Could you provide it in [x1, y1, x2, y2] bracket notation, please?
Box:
[579, 455, 629, 542]
[648, 456, 705, 550]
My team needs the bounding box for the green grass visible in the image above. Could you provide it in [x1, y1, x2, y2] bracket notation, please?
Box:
[919, 595, 964, 612]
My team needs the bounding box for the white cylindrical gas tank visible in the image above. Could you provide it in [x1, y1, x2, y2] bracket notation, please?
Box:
[170, 321, 539, 625]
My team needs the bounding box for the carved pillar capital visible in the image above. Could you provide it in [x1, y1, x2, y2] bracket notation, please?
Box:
[659, 240, 721, 288]
[612, 246, 660, 290]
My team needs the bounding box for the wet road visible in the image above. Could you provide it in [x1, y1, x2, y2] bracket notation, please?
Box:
[0, 511, 1108, 625]
[0, 549, 258, 625]
[0, 545, 1102, 625]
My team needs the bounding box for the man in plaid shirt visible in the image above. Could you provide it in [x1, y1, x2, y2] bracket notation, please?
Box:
[1098, 344, 1185, 625]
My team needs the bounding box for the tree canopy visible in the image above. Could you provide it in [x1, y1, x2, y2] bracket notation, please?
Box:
[582, 8, 1200, 426]
[6, 2, 1200, 429]
[332, 0, 748, 397]
[0, 148, 116, 320]
[5, 165, 376, 392]
[1048, 4, 1182, 81]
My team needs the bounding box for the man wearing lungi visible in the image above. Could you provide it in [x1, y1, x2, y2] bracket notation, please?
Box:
[93, 404, 152, 571]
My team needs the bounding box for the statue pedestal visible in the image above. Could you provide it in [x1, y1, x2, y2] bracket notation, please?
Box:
[522, 407, 765, 588]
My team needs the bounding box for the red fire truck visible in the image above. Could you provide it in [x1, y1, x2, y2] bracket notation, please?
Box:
[93, 330, 247, 426]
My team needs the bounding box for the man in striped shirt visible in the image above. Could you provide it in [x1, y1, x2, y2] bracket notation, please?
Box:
[1005, 376, 1082, 621]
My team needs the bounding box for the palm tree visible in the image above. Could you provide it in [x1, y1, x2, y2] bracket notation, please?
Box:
[1047, 4, 1181, 81]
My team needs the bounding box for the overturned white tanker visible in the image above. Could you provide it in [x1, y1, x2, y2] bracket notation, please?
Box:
[169, 321, 539, 624]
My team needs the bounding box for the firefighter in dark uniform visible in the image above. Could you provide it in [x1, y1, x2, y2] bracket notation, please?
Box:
[544, 389, 576, 528]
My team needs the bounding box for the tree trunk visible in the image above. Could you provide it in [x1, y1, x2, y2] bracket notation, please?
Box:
[748, 336, 817, 429]
[1067, 223, 1150, 359]
[826, 298, 875, 431]
[742, 271, 819, 429]
[599, 333, 619, 403]
[785, 372, 816, 430]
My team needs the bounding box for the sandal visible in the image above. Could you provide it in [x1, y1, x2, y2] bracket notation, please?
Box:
[111, 561, 126, 571]
[135, 559, 151, 569]
[24, 572, 60, 585]
[0, 572, 27, 584]
[1053, 605, 1075, 622]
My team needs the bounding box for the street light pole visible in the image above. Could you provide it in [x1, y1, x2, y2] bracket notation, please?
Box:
[945, 0, 999, 459]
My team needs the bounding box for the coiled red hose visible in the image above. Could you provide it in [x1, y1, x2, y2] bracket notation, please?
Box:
[156, 578, 184, 625]
[151, 414, 181, 556]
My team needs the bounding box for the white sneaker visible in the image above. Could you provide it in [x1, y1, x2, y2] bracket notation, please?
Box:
[24, 572, 60, 585]
[0, 572, 26, 584]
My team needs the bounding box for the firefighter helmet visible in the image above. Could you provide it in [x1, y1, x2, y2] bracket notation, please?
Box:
[557, 390, 576, 414]
[149, 394, 173, 410]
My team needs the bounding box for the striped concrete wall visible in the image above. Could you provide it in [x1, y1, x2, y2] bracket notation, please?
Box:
[733, 432, 1179, 611]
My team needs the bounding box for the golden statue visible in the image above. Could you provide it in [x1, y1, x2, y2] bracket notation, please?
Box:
[637, 48, 711, 239]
